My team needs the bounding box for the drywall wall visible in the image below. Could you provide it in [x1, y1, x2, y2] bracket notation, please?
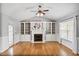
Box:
[0, 3, 2, 52]
[46, 34, 56, 41]
[20, 16, 57, 42]
[59, 16, 77, 54]
[0, 4, 1, 37]
[55, 21, 59, 42]
[0, 13, 20, 53]
[13, 21, 20, 44]
[21, 35, 31, 41]
[20, 21, 57, 42]
[61, 40, 73, 49]
[76, 15, 79, 53]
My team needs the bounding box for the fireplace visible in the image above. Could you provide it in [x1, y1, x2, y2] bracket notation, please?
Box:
[34, 34, 42, 41]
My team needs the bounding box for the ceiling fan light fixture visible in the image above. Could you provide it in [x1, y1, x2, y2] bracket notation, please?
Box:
[36, 12, 44, 16]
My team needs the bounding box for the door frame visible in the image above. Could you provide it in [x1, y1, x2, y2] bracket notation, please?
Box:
[8, 24, 14, 47]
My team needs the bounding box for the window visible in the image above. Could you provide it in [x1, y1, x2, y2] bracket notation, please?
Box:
[21, 23, 30, 34]
[67, 20, 74, 41]
[60, 22, 67, 40]
[46, 22, 51, 34]
[59, 18, 74, 42]
[46, 22, 55, 34]
[25, 23, 30, 34]
[21, 23, 24, 34]
[52, 23, 55, 34]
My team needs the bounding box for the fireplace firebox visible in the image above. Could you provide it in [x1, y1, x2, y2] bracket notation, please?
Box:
[34, 34, 42, 41]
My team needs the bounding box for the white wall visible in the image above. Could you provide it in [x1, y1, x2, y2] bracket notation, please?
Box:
[55, 21, 59, 42]
[61, 40, 73, 49]
[21, 35, 31, 41]
[76, 15, 79, 53]
[20, 17, 57, 42]
[13, 22, 20, 44]
[21, 21, 57, 42]
[59, 16, 77, 54]
[46, 34, 56, 41]
[46, 22, 57, 41]
[0, 13, 20, 53]
[0, 4, 2, 52]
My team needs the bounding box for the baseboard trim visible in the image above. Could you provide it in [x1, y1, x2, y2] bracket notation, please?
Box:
[9, 41, 20, 48]
[0, 34, 20, 54]
[60, 42, 77, 55]
[72, 49, 77, 54]
[0, 41, 20, 55]
[19, 41, 31, 43]
[45, 41, 58, 43]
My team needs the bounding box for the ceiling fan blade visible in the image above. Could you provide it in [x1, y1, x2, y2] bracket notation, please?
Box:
[43, 10, 49, 12]
[43, 12, 45, 15]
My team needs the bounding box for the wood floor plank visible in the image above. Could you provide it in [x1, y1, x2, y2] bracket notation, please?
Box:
[0, 42, 76, 56]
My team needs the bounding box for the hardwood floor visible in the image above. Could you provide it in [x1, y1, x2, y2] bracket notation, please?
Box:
[0, 42, 76, 56]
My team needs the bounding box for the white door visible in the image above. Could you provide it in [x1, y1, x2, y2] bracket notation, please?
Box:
[8, 25, 13, 46]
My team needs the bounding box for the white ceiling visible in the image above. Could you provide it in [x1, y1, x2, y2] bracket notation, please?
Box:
[1, 3, 79, 21]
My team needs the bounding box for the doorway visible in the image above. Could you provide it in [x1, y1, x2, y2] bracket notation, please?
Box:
[8, 25, 14, 46]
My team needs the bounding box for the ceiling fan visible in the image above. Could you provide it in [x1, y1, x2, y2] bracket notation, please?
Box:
[31, 5, 49, 16]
